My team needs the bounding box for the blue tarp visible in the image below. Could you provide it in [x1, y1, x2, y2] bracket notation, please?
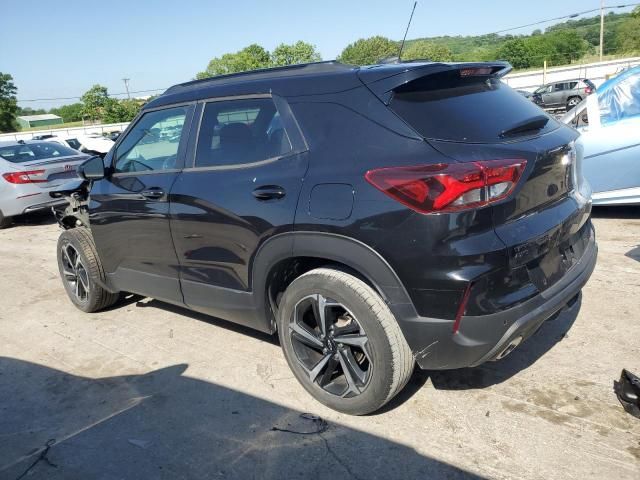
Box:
[597, 65, 640, 124]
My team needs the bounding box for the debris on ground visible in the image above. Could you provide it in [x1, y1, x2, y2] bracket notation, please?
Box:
[614, 369, 640, 418]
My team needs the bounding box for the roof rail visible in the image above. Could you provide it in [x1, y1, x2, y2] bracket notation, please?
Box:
[165, 60, 353, 94]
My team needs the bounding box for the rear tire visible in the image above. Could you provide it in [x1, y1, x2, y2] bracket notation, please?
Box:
[567, 96, 581, 110]
[277, 268, 414, 415]
[0, 211, 12, 229]
[57, 227, 120, 313]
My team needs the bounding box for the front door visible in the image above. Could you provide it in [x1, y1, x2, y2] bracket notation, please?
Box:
[90, 104, 194, 303]
[169, 96, 308, 328]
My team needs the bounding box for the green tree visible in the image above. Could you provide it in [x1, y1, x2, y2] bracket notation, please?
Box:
[617, 7, 640, 53]
[103, 99, 141, 123]
[0, 73, 19, 133]
[197, 44, 271, 79]
[401, 41, 454, 62]
[271, 41, 322, 66]
[338, 36, 398, 65]
[49, 103, 84, 122]
[81, 84, 110, 121]
[495, 38, 534, 69]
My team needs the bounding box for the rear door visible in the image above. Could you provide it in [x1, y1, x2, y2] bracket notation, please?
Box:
[89, 104, 194, 303]
[169, 95, 308, 328]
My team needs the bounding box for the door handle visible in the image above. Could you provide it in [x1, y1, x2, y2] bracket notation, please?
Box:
[252, 185, 286, 201]
[141, 188, 165, 200]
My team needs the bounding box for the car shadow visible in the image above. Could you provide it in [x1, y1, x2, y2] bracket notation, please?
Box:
[135, 298, 279, 346]
[591, 205, 640, 219]
[425, 295, 581, 391]
[11, 210, 58, 227]
[0, 357, 483, 479]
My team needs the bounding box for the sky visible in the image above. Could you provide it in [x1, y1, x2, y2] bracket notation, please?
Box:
[2, 0, 637, 110]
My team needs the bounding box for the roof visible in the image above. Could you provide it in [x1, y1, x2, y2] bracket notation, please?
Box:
[17, 114, 62, 122]
[164, 61, 355, 95]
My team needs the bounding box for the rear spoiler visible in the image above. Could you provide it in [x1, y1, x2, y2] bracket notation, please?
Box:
[357, 61, 512, 104]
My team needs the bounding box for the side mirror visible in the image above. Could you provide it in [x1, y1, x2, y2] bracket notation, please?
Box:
[78, 155, 105, 181]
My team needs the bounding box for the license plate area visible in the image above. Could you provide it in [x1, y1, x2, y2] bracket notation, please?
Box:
[527, 221, 591, 292]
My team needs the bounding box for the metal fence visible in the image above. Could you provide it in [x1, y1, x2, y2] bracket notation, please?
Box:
[0, 122, 130, 142]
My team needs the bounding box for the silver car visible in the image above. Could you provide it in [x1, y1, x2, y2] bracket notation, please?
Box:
[562, 66, 640, 206]
[0, 141, 89, 228]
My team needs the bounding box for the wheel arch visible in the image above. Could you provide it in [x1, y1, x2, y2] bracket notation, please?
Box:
[251, 232, 417, 332]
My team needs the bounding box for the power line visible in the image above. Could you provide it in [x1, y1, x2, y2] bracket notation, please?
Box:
[489, 3, 640, 35]
[18, 88, 166, 103]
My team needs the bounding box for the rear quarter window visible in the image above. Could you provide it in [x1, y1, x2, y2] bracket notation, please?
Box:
[389, 72, 559, 143]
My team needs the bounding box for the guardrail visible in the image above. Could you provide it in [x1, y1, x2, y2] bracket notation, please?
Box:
[0, 122, 130, 142]
[503, 56, 640, 91]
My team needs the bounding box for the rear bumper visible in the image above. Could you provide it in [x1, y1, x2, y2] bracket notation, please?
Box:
[0, 189, 67, 217]
[404, 228, 597, 370]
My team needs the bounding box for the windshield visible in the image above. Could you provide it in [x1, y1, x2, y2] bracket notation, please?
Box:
[0, 142, 80, 163]
[534, 85, 549, 94]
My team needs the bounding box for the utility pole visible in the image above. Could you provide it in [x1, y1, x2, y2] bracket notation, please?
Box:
[599, 0, 605, 62]
[122, 78, 131, 99]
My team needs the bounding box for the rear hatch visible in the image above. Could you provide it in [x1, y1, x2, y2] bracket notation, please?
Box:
[359, 62, 593, 293]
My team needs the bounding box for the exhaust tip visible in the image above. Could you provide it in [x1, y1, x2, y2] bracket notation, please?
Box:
[496, 336, 523, 360]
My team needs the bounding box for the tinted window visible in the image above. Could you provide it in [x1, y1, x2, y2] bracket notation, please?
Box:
[115, 107, 187, 173]
[390, 72, 559, 143]
[568, 82, 578, 89]
[66, 138, 81, 150]
[0, 142, 79, 163]
[195, 98, 292, 167]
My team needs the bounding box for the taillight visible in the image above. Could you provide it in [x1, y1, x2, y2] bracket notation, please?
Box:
[2, 170, 47, 184]
[585, 86, 592, 94]
[365, 159, 527, 214]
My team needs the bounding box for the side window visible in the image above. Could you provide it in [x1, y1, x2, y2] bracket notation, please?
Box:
[115, 106, 188, 174]
[195, 98, 292, 167]
[554, 83, 566, 91]
[568, 81, 578, 89]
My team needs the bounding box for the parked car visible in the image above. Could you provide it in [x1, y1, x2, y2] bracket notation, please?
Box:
[532, 79, 596, 111]
[47, 134, 115, 158]
[0, 141, 89, 228]
[52, 60, 596, 415]
[562, 65, 640, 205]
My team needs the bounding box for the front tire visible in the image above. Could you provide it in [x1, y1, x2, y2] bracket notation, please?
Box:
[277, 268, 414, 415]
[57, 228, 119, 313]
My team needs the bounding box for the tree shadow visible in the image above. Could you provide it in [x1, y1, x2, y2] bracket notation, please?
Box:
[426, 295, 582, 391]
[0, 357, 483, 479]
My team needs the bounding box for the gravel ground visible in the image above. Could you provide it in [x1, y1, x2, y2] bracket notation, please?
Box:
[0, 208, 639, 479]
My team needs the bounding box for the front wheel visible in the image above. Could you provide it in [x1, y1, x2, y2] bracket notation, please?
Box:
[57, 228, 120, 313]
[277, 268, 415, 415]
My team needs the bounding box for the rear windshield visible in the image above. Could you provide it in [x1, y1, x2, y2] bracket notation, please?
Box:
[389, 71, 559, 143]
[0, 142, 79, 163]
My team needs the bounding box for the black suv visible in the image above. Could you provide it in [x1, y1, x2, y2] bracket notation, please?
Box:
[53, 61, 596, 415]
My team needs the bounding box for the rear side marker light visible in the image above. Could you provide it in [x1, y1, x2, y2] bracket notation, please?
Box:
[452, 283, 473, 334]
[365, 159, 527, 214]
[2, 170, 47, 184]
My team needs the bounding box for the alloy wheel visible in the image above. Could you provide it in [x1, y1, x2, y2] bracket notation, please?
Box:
[60, 243, 90, 302]
[289, 294, 372, 398]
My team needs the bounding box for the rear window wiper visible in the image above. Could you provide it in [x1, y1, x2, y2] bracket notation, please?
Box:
[499, 115, 549, 139]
